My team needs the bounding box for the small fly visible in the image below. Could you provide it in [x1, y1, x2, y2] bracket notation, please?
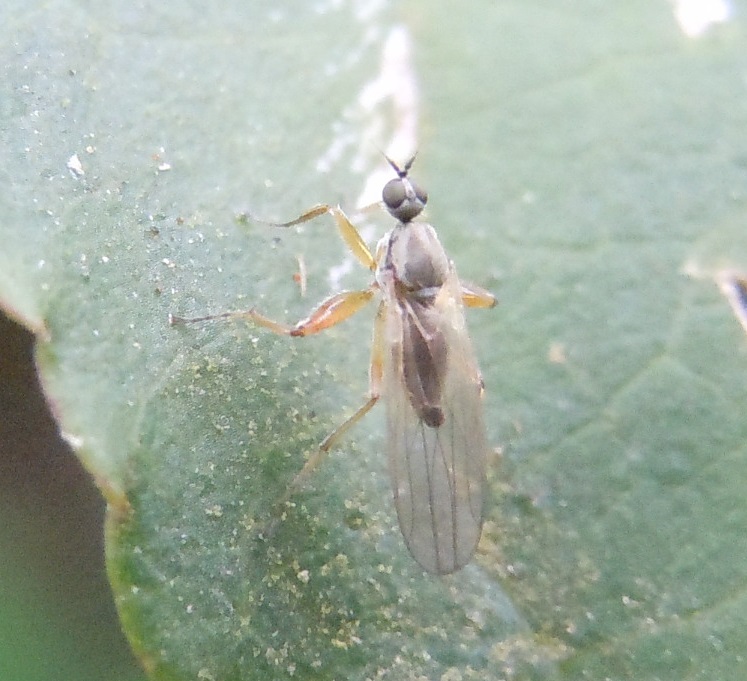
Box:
[171, 155, 496, 574]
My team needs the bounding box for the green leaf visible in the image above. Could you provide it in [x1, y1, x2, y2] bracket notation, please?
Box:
[3, 0, 747, 679]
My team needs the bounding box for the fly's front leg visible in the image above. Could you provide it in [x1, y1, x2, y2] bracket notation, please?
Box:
[175, 201, 380, 333]
[251, 203, 377, 272]
[285, 300, 387, 494]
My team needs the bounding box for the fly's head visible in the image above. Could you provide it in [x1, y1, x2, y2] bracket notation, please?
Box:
[382, 155, 428, 224]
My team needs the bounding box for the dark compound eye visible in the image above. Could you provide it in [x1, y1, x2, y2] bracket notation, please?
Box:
[410, 179, 428, 205]
[382, 178, 406, 209]
[382, 178, 428, 209]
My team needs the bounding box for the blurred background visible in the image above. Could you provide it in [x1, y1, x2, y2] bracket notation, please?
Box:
[0, 311, 144, 681]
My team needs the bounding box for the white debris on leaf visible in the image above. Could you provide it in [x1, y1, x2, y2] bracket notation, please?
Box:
[66, 153, 85, 177]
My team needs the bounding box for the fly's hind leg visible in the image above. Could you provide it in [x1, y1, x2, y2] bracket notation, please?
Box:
[282, 300, 387, 496]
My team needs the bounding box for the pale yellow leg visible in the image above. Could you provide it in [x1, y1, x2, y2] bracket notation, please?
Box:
[460, 281, 497, 309]
[290, 288, 376, 337]
[170, 287, 376, 337]
[250, 203, 377, 272]
[285, 300, 387, 493]
[169, 310, 294, 335]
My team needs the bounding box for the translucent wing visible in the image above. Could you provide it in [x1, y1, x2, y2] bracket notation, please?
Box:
[384, 267, 487, 574]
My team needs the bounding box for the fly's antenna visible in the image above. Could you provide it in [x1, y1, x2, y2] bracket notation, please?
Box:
[381, 150, 418, 178]
[401, 153, 417, 175]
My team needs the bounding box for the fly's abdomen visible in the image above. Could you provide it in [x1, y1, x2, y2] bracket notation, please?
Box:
[401, 300, 448, 427]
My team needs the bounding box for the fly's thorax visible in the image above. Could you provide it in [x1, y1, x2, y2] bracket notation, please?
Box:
[382, 222, 450, 298]
[374, 230, 392, 268]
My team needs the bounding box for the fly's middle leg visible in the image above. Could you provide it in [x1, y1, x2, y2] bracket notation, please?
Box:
[169, 287, 376, 337]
